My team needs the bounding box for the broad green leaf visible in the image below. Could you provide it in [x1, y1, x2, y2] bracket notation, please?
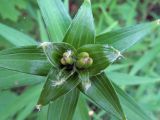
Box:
[37, 11, 49, 42]
[63, 0, 95, 48]
[0, 23, 37, 46]
[41, 42, 76, 67]
[37, 0, 71, 42]
[0, 46, 50, 76]
[73, 94, 90, 120]
[96, 21, 157, 52]
[113, 83, 152, 120]
[64, 0, 69, 13]
[0, 0, 26, 21]
[130, 45, 160, 75]
[106, 72, 160, 85]
[48, 88, 79, 120]
[38, 67, 80, 106]
[16, 100, 37, 120]
[0, 67, 45, 90]
[37, 105, 48, 120]
[78, 44, 121, 76]
[0, 84, 42, 120]
[80, 72, 126, 120]
[0, 91, 17, 117]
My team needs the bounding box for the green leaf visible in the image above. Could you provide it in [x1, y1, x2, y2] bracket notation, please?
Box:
[113, 83, 152, 120]
[73, 94, 90, 120]
[96, 21, 157, 52]
[0, 23, 37, 46]
[129, 45, 160, 75]
[37, 105, 48, 120]
[0, 67, 45, 90]
[0, 91, 17, 117]
[80, 72, 126, 120]
[41, 42, 76, 67]
[37, 0, 71, 42]
[16, 100, 37, 120]
[48, 88, 79, 120]
[37, 11, 49, 42]
[78, 44, 121, 76]
[0, 46, 50, 76]
[0, 0, 20, 22]
[63, 0, 95, 48]
[38, 67, 80, 106]
[0, 84, 42, 120]
[106, 72, 160, 85]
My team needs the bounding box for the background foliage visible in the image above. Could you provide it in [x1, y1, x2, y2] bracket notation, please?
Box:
[0, 0, 160, 119]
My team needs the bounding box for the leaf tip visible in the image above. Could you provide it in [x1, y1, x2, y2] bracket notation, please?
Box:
[156, 19, 160, 25]
[89, 110, 94, 116]
[39, 42, 51, 48]
[36, 104, 42, 112]
[85, 0, 91, 3]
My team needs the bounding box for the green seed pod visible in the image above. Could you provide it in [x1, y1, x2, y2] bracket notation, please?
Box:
[65, 57, 74, 65]
[61, 50, 75, 65]
[61, 58, 66, 65]
[76, 57, 93, 69]
[76, 58, 85, 69]
[88, 58, 93, 66]
[63, 50, 73, 57]
[77, 52, 89, 59]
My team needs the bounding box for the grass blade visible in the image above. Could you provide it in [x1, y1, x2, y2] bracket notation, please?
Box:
[63, 0, 95, 48]
[48, 89, 79, 120]
[96, 21, 157, 52]
[0, 23, 37, 46]
[37, 0, 71, 42]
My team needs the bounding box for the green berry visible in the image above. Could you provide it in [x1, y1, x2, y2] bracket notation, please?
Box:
[76, 57, 93, 69]
[61, 58, 66, 65]
[76, 59, 84, 69]
[65, 57, 74, 65]
[61, 50, 75, 65]
[63, 50, 73, 57]
[88, 58, 93, 66]
[77, 52, 89, 59]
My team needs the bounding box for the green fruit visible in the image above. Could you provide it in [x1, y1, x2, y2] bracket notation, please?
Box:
[76, 59, 84, 69]
[76, 57, 93, 69]
[61, 58, 66, 65]
[88, 58, 93, 66]
[77, 52, 89, 59]
[65, 57, 74, 65]
[63, 50, 73, 57]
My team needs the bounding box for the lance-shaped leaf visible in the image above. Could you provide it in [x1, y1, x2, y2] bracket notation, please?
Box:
[0, 46, 50, 76]
[40, 42, 76, 67]
[0, 84, 42, 120]
[73, 94, 90, 120]
[96, 21, 158, 52]
[0, 23, 37, 46]
[0, 67, 45, 90]
[63, 0, 95, 48]
[48, 89, 79, 120]
[80, 72, 126, 120]
[37, 67, 80, 106]
[113, 83, 152, 120]
[37, 0, 71, 42]
[77, 44, 121, 76]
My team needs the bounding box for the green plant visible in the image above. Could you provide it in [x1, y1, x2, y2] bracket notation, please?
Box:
[0, 0, 159, 120]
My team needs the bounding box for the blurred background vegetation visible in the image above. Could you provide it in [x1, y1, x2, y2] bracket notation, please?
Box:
[0, 0, 160, 119]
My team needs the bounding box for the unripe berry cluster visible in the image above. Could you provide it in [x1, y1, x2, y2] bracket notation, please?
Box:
[60, 51, 93, 69]
[61, 50, 74, 65]
[76, 52, 93, 69]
